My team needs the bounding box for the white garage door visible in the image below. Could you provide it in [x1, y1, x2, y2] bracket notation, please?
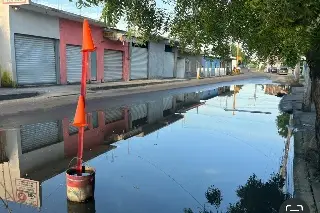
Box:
[20, 121, 61, 154]
[104, 50, 123, 81]
[14, 34, 57, 85]
[66, 45, 82, 83]
[130, 46, 148, 80]
[176, 58, 185, 79]
[163, 52, 174, 78]
[130, 104, 147, 121]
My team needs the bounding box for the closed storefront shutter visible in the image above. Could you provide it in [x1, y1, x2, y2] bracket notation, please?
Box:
[66, 45, 82, 83]
[163, 52, 174, 78]
[105, 108, 123, 124]
[104, 50, 123, 81]
[163, 96, 173, 110]
[20, 121, 61, 154]
[14, 34, 57, 85]
[130, 104, 147, 121]
[130, 46, 148, 79]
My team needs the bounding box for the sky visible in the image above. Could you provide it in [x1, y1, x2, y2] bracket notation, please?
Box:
[32, 0, 171, 31]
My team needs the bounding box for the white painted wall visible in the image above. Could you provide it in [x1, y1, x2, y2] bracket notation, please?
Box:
[0, 129, 21, 201]
[147, 100, 163, 124]
[0, 4, 13, 80]
[9, 7, 60, 82]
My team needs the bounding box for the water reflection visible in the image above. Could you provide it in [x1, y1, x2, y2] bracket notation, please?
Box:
[0, 83, 294, 213]
[184, 173, 291, 213]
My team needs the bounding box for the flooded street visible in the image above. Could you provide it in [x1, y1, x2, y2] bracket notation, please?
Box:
[0, 81, 293, 213]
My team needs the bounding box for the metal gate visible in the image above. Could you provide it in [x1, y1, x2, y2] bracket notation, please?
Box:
[130, 104, 147, 121]
[104, 50, 123, 81]
[176, 58, 185, 78]
[105, 108, 123, 124]
[66, 45, 82, 83]
[163, 96, 173, 110]
[14, 34, 57, 85]
[20, 121, 61, 154]
[130, 47, 148, 79]
[163, 52, 174, 78]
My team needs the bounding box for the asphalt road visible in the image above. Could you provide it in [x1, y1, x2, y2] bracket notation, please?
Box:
[0, 72, 272, 128]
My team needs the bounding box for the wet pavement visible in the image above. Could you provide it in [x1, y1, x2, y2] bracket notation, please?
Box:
[0, 81, 294, 213]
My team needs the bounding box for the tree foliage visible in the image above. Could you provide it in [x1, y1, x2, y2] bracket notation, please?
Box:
[231, 44, 247, 65]
[74, 0, 320, 67]
[184, 173, 290, 213]
[276, 112, 290, 138]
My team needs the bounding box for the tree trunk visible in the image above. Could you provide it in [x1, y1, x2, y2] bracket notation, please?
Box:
[302, 61, 312, 112]
[294, 63, 300, 82]
[311, 76, 320, 143]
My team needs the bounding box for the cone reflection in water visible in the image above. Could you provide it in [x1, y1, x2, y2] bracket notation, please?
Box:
[73, 95, 87, 127]
[82, 19, 95, 52]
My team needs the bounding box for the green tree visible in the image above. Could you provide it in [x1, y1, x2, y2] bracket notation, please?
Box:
[184, 173, 290, 213]
[231, 44, 247, 65]
[276, 113, 290, 138]
[77, 0, 320, 138]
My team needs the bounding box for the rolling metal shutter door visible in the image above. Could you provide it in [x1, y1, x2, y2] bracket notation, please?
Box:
[131, 47, 148, 79]
[130, 104, 147, 121]
[163, 96, 173, 110]
[163, 52, 174, 78]
[20, 121, 60, 154]
[105, 108, 123, 124]
[14, 34, 56, 85]
[176, 58, 185, 79]
[66, 45, 82, 83]
[104, 50, 123, 81]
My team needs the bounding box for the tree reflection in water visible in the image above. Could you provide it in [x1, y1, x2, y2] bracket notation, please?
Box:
[276, 112, 290, 138]
[183, 173, 291, 213]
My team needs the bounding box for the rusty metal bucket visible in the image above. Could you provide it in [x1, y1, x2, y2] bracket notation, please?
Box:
[66, 166, 95, 202]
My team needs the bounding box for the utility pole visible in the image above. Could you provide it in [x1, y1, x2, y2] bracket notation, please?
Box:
[233, 85, 236, 116]
[254, 84, 257, 106]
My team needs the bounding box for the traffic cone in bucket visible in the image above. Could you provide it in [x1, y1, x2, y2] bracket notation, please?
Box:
[73, 95, 87, 127]
[82, 19, 95, 52]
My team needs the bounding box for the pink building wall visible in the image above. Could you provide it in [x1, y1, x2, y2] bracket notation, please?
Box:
[59, 19, 130, 84]
[63, 109, 129, 157]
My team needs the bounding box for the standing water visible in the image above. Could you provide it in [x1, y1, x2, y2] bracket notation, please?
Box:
[0, 83, 293, 213]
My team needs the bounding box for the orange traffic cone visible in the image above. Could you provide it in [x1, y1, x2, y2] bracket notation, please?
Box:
[73, 95, 87, 127]
[82, 19, 96, 52]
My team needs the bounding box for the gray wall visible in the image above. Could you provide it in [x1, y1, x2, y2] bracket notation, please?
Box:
[148, 41, 165, 79]
[179, 53, 202, 78]
[9, 7, 60, 83]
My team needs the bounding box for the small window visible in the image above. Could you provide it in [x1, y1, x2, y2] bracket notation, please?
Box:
[165, 45, 173, 52]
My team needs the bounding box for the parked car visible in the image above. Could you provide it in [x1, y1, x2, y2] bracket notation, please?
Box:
[270, 67, 278, 73]
[278, 67, 289, 75]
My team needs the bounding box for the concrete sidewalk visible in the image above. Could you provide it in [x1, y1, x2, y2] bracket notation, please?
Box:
[0, 78, 187, 101]
[280, 86, 319, 212]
